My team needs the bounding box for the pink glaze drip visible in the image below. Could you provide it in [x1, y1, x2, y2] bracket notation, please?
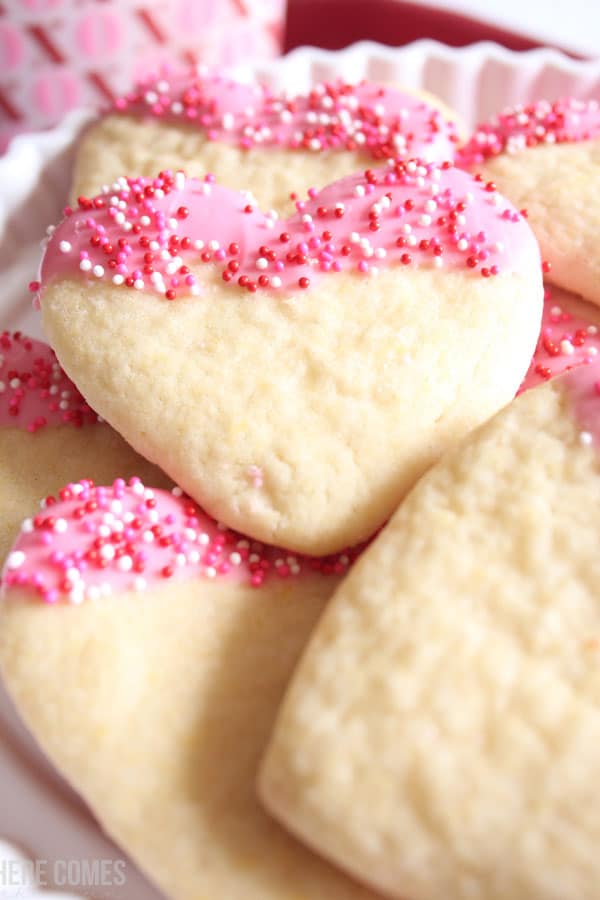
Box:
[519, 289, 600, 394]
[558, 359, 600, 448]
[113, 70, 460, 163]
[37, 162, 539, 303]
[0, 331, 98, 432]
[458, 98, 600, 167]
[1, 479, 364, 603]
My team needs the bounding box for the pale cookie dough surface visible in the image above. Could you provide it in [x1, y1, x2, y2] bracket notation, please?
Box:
[42, 263, 542, 556]
[475, 140, 600, 306]
[0, 576, 384, 900]
[74, 115, 380, 213]
[260, 378, 600, 900]
[0, 425, 170, 565]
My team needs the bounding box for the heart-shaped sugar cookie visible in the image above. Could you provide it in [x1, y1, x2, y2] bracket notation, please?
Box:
[260, 360, 600, 900]
[0, 332, 170, 565]
[0, 479, 380, 900]
[73, 71, 462, 211]
[459, 98, 600, 306]
[38, 161, 543, 555]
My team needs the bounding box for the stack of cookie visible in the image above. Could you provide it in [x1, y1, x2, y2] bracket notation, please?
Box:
[1, 72, 599, 900]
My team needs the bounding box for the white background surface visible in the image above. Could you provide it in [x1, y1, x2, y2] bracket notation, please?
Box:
[412, 0, 600, 57]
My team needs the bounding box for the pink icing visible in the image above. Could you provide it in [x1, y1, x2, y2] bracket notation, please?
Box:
[519, 289, 600, 393]
[112, 70, 460, 163]
[558, 359, 600, 448]
[458, 97, 600, 167]
[1, 479, 363, 603]
[37, 162, 539, 302]
[0, 331, 98, 431]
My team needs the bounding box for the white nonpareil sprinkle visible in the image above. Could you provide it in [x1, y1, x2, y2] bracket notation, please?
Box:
[6, 551, 25, 570]
[69, 586, 85, 605]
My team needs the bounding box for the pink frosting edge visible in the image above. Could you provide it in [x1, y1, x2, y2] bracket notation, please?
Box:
[1, 478, 366, 604]
[37, 161, 542, 308]
[0, 331, 98, 432]
[458, 97, 600, 167]
[109, 69, 461, 163]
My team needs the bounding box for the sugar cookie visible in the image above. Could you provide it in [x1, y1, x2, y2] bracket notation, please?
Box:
[73, 72, 462, 210]
[459, 98, 600, 306]
[0, 479, 377, 900]
[0, 331, 170, 564]
[37, 162, 543, 555]
[260, 360, 600, 900]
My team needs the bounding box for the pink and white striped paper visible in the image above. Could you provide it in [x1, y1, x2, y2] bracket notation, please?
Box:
[0, 0, 284, 151]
